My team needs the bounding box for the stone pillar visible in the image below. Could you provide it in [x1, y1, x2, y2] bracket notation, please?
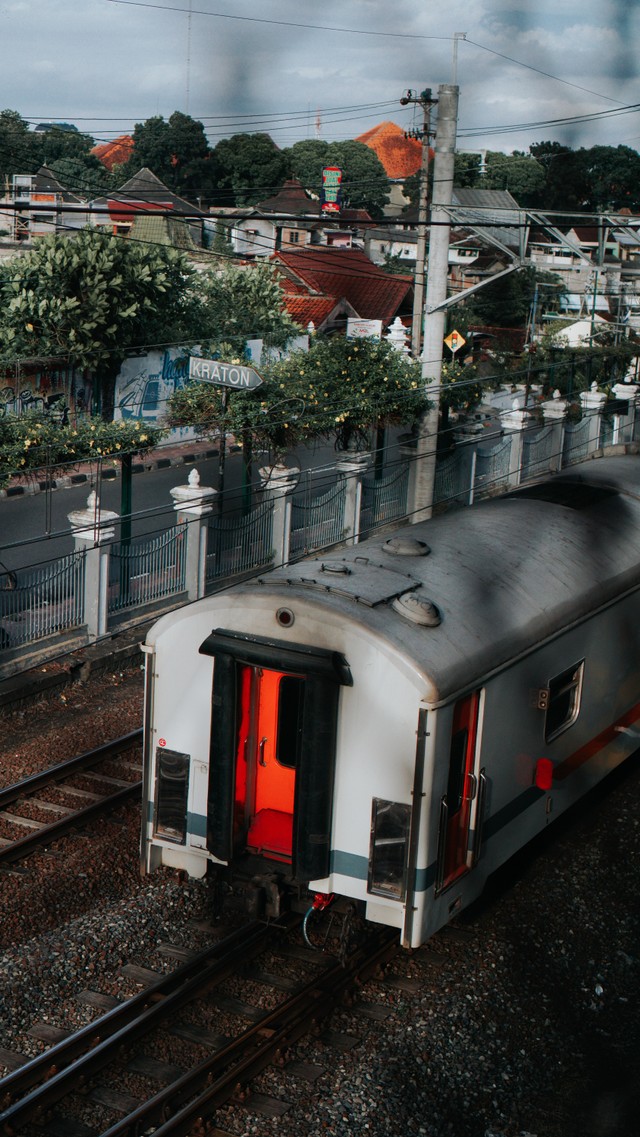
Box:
[170, 469, 217, 601]
[259, 463, 300, 567]
[541, 389, 568, 473]
[335, 450, 370, 544]
[385, 316, 410, 355]
[611, 381, 639, 444]
[68, 491, 119, 641]
[501, 402, 531, 489]
[579, 383, 607, 454]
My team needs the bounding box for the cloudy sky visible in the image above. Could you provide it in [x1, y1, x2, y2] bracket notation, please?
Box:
[1, 0, 639, 154]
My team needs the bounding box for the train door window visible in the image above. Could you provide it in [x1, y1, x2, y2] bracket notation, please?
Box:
[154, 748, 189, 843]
[276, 676, 305, 768]
[545, 661, 584, 743]
[368, 798, 412, 900]
[437, 691, 481, 893]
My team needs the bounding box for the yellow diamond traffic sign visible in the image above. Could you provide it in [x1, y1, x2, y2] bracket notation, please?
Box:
[444, 329, 466, 353]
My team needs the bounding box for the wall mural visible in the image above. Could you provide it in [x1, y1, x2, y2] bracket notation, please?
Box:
[113, 348, 198, 442]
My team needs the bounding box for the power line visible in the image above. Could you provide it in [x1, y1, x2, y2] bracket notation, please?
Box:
[104, 0, 452, 41]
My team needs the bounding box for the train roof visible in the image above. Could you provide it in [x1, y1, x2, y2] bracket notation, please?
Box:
[244, 454, 640, 703]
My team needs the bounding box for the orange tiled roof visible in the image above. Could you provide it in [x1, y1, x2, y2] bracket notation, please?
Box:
[285, 295, 341, 327]
[356, 121, 423, 179]
[92, 135, 135, 171]
[272, 248, 413, 324]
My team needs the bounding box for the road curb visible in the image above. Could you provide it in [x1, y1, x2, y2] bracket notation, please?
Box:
[0, 446, 223, 499]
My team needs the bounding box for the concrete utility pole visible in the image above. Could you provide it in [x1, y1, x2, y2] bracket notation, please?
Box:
[401, 88, 438, 357]
[409, 83, 459, 522]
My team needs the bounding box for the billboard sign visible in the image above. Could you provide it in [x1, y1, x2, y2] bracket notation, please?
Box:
[321, 166, 343, 214]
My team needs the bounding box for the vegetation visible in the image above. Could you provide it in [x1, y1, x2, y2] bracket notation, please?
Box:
[284, 138, 389, 217]
[0, 412, 162, 487]
[167, 335, 429, 462]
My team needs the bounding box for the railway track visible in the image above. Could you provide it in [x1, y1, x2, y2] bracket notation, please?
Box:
[0, 913, 398, 1136]
[0, 730, 142, 867]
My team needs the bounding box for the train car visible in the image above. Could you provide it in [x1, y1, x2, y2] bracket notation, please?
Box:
[140, 454, 640, 948]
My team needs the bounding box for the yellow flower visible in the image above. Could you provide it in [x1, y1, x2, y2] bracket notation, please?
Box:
[24, 439, 31, 449]
[139, 434, 148, 442]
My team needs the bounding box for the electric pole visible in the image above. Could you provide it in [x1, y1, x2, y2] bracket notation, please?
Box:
[401, 88, 438, 358]
[408, 83, 460, 523]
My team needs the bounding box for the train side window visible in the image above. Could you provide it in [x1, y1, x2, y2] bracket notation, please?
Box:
[544, 661, 584, 743]
[276, 675, 305, 769]
[154, 747, 190, 843]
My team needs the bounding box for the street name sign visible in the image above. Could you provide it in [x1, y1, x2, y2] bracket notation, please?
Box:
[189, 357, 263, 389]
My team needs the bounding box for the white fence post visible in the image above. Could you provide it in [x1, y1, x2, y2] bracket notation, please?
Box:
[170, 469, 217, 601]
[335, 450, 370, 543]
[541, 389, 568, 473]
[579, 383, 607, 454]
[611, 381, 639, 444]
[68, 491, 119, 641]
[500, 403, 531, 488]
[259, 463, 300, 567]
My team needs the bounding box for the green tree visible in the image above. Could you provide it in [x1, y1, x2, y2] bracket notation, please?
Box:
[122, 111, 216, 202]
[48, 156, 116, 197]
[285, 138, 389, 217]
[482, 151, 546, 205]
[167, 335, 428, 462]
[198, 261, 302, 354]
[212, 132, 290, 206]
[0, 109, 39, 180]
[0, 411, 162, 487]
[0, 230, 199, 417]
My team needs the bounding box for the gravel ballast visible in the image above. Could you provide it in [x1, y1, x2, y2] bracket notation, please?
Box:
[0, 665, 638, 1136]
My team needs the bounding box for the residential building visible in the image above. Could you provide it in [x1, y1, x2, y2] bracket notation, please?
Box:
[220, 179, 372, 259]
[270, 246, 413, 334]
[0, 166, 88, 242]
[90, 167, 207, 248]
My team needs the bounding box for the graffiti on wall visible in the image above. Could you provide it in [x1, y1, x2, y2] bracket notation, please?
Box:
[0, 368, 87, 422]
[114, 348, 198, 442]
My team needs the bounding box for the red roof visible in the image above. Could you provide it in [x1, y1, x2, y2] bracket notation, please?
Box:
[356, 121, 423, 179]
[272, 248, 413, 324]
[286, 295, 341, 326]
[92, 135, 134, 171]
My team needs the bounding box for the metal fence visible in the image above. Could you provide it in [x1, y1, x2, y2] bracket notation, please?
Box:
[108, 524, 188, 614]
[474, 437, 512, 494]
[0, 551, 85, 649]
[521, 424, 557, 482]
[563, 418, 591, 466]
[433, 448, 474, 509]
[290, 476, 347, 556]
[360, 463, 410, 533]
[206, 501, 274, 582]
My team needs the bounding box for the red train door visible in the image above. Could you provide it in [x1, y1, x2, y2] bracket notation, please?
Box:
[439, 691, 480, 891]
[234, 665, 303, 863]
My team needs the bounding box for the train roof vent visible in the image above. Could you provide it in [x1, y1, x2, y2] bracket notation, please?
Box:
[383, 536, 430, 557]
[392, 592, 441, 627]
[320, 562, 351, 575]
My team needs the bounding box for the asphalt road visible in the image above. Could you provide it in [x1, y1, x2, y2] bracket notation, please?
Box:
[0, 437, 396, 578]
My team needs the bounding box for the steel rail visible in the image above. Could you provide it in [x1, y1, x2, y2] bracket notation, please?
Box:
[105, 926, 399, 1137]
[0, 914, 300, 1133]
[0, 729, 142, 810]
[0, 730, 143, 866]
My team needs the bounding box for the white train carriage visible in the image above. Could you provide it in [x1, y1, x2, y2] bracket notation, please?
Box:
[141, 455, 640, 948]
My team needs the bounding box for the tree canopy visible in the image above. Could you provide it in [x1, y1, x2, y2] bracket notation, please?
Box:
[284, 138, 389, 217]
[121, 111, 217, 203]
[167, 335, 428, 461]
[211, 132, 290, 206]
